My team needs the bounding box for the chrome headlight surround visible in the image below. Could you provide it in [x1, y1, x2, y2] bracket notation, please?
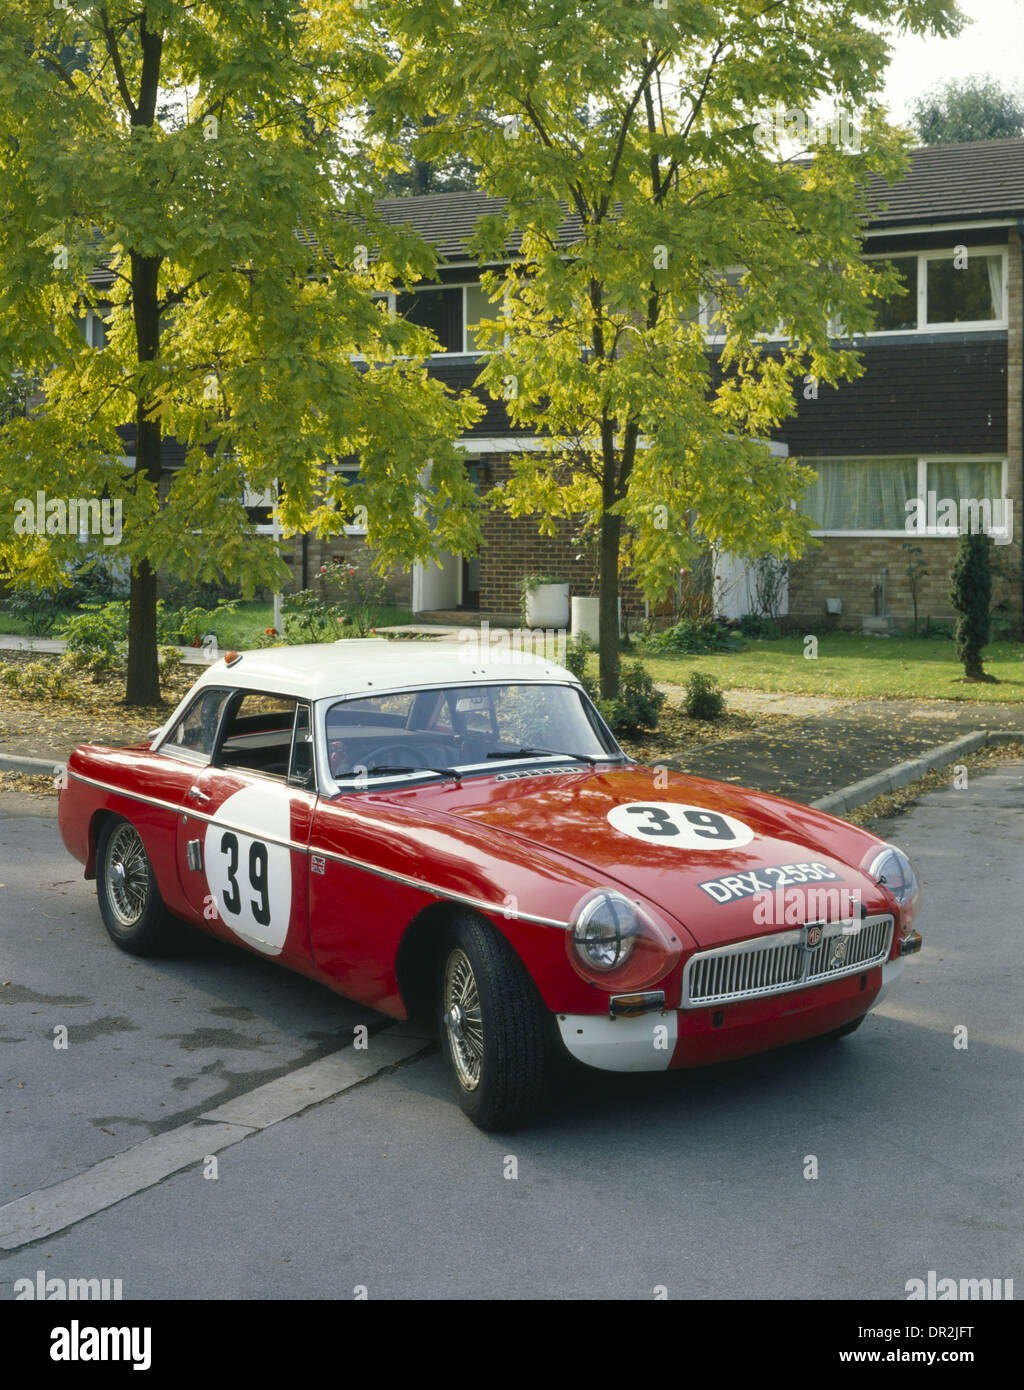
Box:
[567, 889, 683, 990]
[571, 891, 638, 974]
[865, 843, 922, 932]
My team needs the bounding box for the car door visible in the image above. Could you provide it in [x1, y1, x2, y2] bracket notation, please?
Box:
[176, 694, 316, 963]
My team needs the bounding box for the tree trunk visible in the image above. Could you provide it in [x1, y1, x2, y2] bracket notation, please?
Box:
[598, 508, 622, 699]
[125, 251, 162, 706]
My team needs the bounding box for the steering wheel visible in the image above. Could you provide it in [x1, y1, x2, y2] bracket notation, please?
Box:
[365, 741, 436, 770]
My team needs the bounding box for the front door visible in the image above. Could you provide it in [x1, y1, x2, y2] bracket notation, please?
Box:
[176, 695, 316, 962]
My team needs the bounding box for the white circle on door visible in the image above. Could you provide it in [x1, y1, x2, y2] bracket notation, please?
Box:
[204, 784, 293, 955]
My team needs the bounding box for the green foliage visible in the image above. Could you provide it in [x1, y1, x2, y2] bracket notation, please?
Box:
[282, 589, 338, 644]
[683, 672, 726, 721]
[641, 619, 744, 655]
[598, 661, 665, 734]
[157, 645, 184, 688]
[376, 0, 959, 696]
[736, 613, 782, 640]
[911, 76, 1024, 144]
[0, 658, 74, 699]
[164, 601, 238, 647]
[901, 540, 928, 635]
[57, 602, 129, 670]
[562, 633, 598, 699]
[0, 1, 485, 701]
[919, 617, 953, 640]
[319, 556, 390, 637]
[950, 531, 993, 679]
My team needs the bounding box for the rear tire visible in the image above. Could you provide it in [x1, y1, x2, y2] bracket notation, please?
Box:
[96, 816, 176, 956]
[439, 915, 552, 1131]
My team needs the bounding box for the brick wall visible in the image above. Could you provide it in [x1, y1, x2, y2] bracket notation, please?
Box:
[476, 454, 649, 621]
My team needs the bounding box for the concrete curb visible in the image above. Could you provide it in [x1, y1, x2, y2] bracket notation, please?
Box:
[810, 730, 1022, 816]
[0, 753, 66, 777]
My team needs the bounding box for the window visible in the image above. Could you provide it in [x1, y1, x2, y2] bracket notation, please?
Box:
[464, 284, 494, 352]
[163, 688, 233, 761]
[805, 456, 1008, 535]
[324, 683, 617, 783]
[218, 694, 310, 782]
[872, 257, 917, 331]
[397, 287, 464, 352]
[805, 458, 918, 532]
[865, 249, 1006, 333]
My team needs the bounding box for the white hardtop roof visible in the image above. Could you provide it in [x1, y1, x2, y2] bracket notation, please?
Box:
[191, 638, 578, 702]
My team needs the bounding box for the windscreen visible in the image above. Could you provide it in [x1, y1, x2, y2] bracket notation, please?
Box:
[324, 683, 616, 780]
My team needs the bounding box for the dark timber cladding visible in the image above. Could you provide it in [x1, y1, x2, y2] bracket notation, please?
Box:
[775, 336, 1009, 456]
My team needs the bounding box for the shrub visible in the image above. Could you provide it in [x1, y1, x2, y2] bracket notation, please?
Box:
[683, 671, 725, 721]
[0, 659, 74, 699]
[950, 531, 992, 679]
[57, 602, 128, 670]
[3, 587, 67, 636]
[641, 618, 744, 655]
[562, 634, 598, 700]
[319, 556, 389, 636]
[736, 613, 782, 640]
[598, 661, 665, 734]
[161, 600, 237, 647]
[281, 589, 337, 643]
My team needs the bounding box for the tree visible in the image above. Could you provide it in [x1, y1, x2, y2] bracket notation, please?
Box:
[910, 75, 1024, 145]
[901, 540, 928, 634]
[0, 2, 482, 704]
[376, 0, 962, 697]
[950, 529, 994, 681]
[378, 114, 481, 196]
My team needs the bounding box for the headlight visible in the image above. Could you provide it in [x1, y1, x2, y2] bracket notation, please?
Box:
[572, 892, 637, 972]
[568, 889, 683, 990]
[865, 844, 922, 930]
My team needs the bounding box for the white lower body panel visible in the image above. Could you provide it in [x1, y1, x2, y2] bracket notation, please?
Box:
[556, 1011, 678, 1072]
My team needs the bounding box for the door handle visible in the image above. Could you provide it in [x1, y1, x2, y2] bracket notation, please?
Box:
[187, 786, 211, 803]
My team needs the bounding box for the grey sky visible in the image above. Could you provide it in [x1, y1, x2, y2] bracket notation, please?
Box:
[882, 0, 1024, 123]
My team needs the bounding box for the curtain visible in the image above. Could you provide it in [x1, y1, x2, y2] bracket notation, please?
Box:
[805, 458, 918, 530]
[986, 255, 1004, 320]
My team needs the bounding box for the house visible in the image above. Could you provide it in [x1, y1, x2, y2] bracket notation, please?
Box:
[76, 138, 1024, 633]
[338, 139, 1024, 633]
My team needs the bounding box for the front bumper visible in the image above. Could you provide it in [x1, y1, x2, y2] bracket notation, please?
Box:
[557, 959, 896, 1073]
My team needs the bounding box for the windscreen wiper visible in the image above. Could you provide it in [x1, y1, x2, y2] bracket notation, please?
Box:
[485, 747, 601, 765]
[341, 764, 463, 784]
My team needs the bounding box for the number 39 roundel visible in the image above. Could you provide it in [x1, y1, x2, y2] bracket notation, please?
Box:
[607, 801, 754, 849]
[204, 785, 293, 955]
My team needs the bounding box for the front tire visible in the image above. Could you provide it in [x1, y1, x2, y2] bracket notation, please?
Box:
[439, 915, 551, 1131]
[96, 816, 176, 956]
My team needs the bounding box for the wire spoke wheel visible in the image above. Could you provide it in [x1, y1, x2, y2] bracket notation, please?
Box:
[105, 823, 151, 928]
[443, 947, 484, 1091]
[95, 816, 175, 956]
[438, 916, 551, 1130]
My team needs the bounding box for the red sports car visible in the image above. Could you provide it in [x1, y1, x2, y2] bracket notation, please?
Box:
[59, 638, 922, 1129]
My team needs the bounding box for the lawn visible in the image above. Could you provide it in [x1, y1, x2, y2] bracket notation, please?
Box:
[0, 600, 415, 650]
[637, 633, 1024, 703]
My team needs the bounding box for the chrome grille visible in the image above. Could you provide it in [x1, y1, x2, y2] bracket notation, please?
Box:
[682, 915, 894, 1008]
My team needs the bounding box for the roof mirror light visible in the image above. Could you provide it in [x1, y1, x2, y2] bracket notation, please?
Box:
[224, 651, 242, 667]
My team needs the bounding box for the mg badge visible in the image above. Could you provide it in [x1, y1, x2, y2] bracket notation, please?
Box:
[805, 924, 824, 949]
[830, 936, 850, 966]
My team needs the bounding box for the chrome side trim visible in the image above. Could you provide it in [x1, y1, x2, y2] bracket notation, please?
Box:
[67, 770, 570, 929]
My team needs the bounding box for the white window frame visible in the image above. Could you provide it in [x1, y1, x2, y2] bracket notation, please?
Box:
[861, 247, 1008, 336]
[809, 454, 1010, 538]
